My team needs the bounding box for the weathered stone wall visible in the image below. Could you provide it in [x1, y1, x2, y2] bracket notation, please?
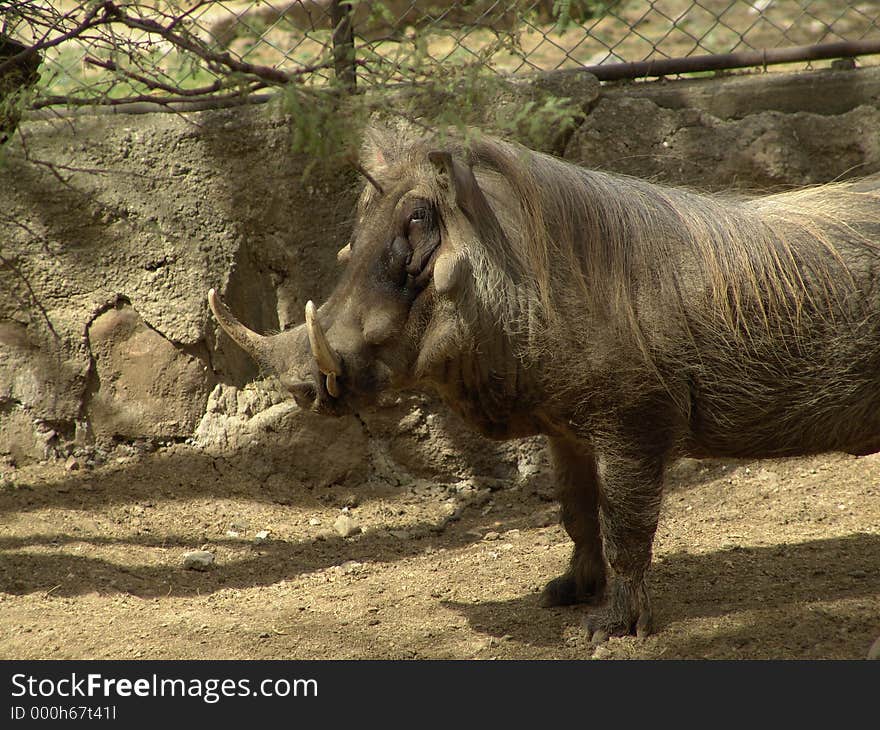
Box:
[1, 106, 356, 463]
[2, 65, 879, 475]
[567, 68, 880, 190]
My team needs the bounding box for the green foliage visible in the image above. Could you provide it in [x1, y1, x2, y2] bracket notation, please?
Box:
[280, 63, 582, 175]
[282, 86, 369, 176]
[540, 0, 619, 30]
[275, 0, 594, 168]
[7, 1, 606, 168]
[358, 0, 397, 27]
[1, 75, 37, 147]
[492, 92, 581, 149]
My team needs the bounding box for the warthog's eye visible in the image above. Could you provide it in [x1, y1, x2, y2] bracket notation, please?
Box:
[405, 207, 434, 243]
[379, 198, 440, 294]
[404, 204, 440, 291]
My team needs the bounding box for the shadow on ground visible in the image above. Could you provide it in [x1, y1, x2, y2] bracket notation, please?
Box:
[444, 532, 880, 656]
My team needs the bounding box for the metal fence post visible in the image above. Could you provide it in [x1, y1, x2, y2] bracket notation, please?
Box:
[330, 0, 356, 91]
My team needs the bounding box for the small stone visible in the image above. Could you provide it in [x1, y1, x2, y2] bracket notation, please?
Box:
[225, 530, 240, 539]
[340, 560, 362, 574]
[342, 494, 360, 508]
[253, 530, 270, 543]
[334, 514, 361, 538]
[483, 531, 500, 541]
[468, 490, 492, 508]
[182, 550, 214, 571]
[64, 456, 80, 471]
[868, 636, 880, 660]
[308, 518, 322, 526]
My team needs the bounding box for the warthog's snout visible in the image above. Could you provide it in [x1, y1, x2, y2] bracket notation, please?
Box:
[208, 288, 378, 416]
[277, 372, 317, 410]
[278, 362, 349, 416]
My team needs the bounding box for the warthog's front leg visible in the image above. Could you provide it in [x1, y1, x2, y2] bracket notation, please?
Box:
[540, 436, 607, 607]
[584, 429, 668, 641]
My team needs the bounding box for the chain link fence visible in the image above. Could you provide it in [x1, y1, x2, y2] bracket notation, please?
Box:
[3, 1, 880, 108]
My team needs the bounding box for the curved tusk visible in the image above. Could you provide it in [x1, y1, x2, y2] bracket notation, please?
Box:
[325, 371, 340, 398]
[305, 300, 342, 377]
[207, 288, 270, 363]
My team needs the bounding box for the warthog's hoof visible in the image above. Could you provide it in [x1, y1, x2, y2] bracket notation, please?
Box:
[539, 573, 604, 607]
[583, 577, 653, 641]
[584, 607, 652, 643]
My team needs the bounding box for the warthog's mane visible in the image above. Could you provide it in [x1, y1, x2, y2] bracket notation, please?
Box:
[363, 125, 880, 368]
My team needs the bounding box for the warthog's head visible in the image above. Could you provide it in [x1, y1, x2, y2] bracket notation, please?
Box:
[209, 128, 515, 416]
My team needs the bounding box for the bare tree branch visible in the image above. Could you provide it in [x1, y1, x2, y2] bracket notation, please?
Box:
[31, 89, 269, 110]
[0, 2, 108, 76]
[1, 0, 379, 116]
[83, 55, 241, 96]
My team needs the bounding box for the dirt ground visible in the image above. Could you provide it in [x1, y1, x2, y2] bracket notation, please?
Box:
[1, 436, 878, 660]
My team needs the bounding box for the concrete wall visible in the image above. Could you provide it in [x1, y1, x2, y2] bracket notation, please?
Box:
[566, 66, 880, 190]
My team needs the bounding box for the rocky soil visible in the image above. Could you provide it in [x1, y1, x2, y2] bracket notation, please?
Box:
[1, 424, 879, 660]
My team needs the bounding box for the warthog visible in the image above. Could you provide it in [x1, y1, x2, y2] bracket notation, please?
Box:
[209, 125, 880, 640]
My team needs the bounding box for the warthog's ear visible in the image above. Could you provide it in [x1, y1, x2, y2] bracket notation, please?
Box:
[428, 150, 507, 247]
[428, 150, 475, 211]
[360, 125, 395, 178]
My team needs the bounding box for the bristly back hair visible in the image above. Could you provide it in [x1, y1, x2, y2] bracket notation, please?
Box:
[464, 133, 880, 356]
